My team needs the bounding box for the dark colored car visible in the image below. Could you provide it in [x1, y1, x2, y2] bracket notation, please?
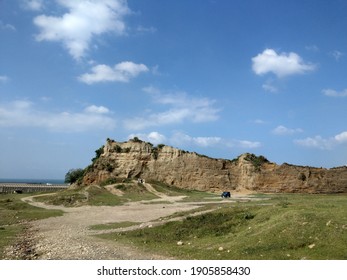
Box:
[221, 191, 231, 198]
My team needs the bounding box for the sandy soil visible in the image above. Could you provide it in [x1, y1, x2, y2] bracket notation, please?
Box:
[5, 184, 255, 260]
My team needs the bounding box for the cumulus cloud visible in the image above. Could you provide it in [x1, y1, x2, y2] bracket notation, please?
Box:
[170, 132, 222, 148]
[126, 131, 261, 152]
[33, 0, 130, 60]
[252, 119, 266, 125]
[78, 61, 149, 84]
[128, 132, 167, 145]
[322, 88, 347, 97]
[234, 140, 262, 149]
[272, 125, 303, 136]
[124, 87, 220, 130]
[252, 49, 316, 78]
[0, 100, 115, 132]
[334, 131, 347, 143]
[170, 132, 261, 150]
[225, 140, 261, 149]
[295, 131, 347, 150]
[136, 25, 157, 34]
[0, 75, 9, 83]
[0, 21, 16, 31]
[84, 105, 110, 114]
[262, 82, 278, 93]
[305, 45, 319, 52]
[22, 0, 44, 11]
[330, 50, 344, 61]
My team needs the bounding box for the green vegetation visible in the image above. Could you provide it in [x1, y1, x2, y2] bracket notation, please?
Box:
[92, 145, 104, 163]
[0, 193, 63, 258]
[34, 181, 159, 207]
[149, 180, 215, 201]
[243, 153, 269, 171]
[64, 168, 84, 184]
[110, 145, 131, 153]
[99, 177, 123, 186]
[131, 137, 143, 143]
[97, 194, 347, 259]
[148, 180, 188, 196]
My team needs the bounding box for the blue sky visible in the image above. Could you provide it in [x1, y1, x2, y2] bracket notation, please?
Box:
[1, 0, 346, 179]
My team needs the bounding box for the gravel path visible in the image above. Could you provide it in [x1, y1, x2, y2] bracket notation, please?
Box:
[4, 183, 200, 260]
[4, 185, 256, 260]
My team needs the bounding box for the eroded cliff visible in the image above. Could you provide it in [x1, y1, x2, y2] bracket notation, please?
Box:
[82, 138, 347, 193]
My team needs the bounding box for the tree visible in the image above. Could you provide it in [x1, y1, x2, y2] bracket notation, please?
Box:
[92, 145, 104, 162]
[65, 168, 84, 184]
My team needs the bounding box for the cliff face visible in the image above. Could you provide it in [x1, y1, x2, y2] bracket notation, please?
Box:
[82, 139, 347, 194]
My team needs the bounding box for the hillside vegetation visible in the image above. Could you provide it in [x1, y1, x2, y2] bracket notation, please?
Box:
[33, 179, 159, 207]
[97, 193, 347, 260]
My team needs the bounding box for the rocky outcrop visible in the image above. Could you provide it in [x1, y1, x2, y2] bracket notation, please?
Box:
[82, 138, 347, 194]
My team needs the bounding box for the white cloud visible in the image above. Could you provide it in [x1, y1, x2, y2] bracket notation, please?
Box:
[79, 61, 149, 84]
[33, 0, 130, 60]
[142, 86, 160, 95]
[194, 136, 222, 147]
[126, 131, 261, 152]
[295, 131, 347, 150]
[128, 132, 167, 145]
[252, 49, 316, 78]
[170, 132, 221, 148]
[322, 88, 347, 97]
[171, 132, 260, 149]
[0, 100, 115, 132]
[0, 75, 9, 83]
[305, 45, 319, 52]
[22, 0, 44, 11]
[84, 105, 110, 114]
[252, 119, 266, 125]
[136, 25, 157, 34]
[330, 50, 344, 61]
[0, 21, 16, 31]
[272, 125, 303, 136]
[294, 136, 332, 150]
[334, 131, 347, 143]
[227, 140, 262, 149]
[262, 82, 278, 93]
[124, 87, 220, 130]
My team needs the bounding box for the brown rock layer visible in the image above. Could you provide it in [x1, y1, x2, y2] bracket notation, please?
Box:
[82, 139, 347, 194]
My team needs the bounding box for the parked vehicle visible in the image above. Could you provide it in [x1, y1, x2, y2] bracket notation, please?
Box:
[221, 191, 231, 198]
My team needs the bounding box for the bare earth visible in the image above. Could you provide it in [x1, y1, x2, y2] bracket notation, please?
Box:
[5, 183, 255, 260]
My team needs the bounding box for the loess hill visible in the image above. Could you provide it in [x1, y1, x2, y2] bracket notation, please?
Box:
[81, 138, 347, 194]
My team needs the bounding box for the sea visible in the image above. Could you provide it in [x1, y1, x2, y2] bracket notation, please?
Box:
[0, 178, 65, 184]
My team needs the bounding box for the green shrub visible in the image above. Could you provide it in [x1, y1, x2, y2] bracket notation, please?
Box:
[64, 168, 84, 184]
[244, 153, 269, 171]
[92, 145, 104, 162]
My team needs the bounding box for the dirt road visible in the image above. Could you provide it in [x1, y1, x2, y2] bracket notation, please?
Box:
[5, 185, 254, 260]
